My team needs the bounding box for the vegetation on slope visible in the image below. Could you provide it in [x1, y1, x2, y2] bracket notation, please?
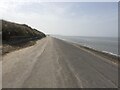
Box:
[2, 20, 46, 43]
[2, 20, 46, 54]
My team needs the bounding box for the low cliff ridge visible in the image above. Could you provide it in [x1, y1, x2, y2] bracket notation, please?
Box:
[2, 20, 46, 54]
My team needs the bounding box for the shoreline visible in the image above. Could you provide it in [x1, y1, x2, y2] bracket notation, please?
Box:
[54, 37, 119, 64]
[3, 36, 119, 64]
[74, 43, 119, 64]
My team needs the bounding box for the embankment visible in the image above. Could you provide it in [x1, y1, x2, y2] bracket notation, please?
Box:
[71, 42, 119, 64]
[53, 37, 119, 64]
[2, 20, 46, 55]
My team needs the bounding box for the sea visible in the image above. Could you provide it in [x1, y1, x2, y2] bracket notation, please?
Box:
[53, 35, 118, 56]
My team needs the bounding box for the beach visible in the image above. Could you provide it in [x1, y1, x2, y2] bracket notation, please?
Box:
[2, 36, 118, 88]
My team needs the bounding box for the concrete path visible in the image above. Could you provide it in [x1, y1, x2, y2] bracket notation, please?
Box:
[2, 37, 118, 88]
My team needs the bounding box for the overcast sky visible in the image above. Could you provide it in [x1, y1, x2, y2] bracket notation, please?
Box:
[0, 0, 118, 37]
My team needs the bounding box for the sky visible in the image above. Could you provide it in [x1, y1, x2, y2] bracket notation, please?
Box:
[0, 0, 118, 37]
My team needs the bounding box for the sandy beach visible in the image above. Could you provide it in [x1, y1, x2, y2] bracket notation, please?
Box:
[2, 36, 118, 88]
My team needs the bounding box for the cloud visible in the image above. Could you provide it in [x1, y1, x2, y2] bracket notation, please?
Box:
[0, 2, 118, 37]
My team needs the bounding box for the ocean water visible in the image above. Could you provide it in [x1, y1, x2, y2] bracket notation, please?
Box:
[53, 35, 118, 55]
